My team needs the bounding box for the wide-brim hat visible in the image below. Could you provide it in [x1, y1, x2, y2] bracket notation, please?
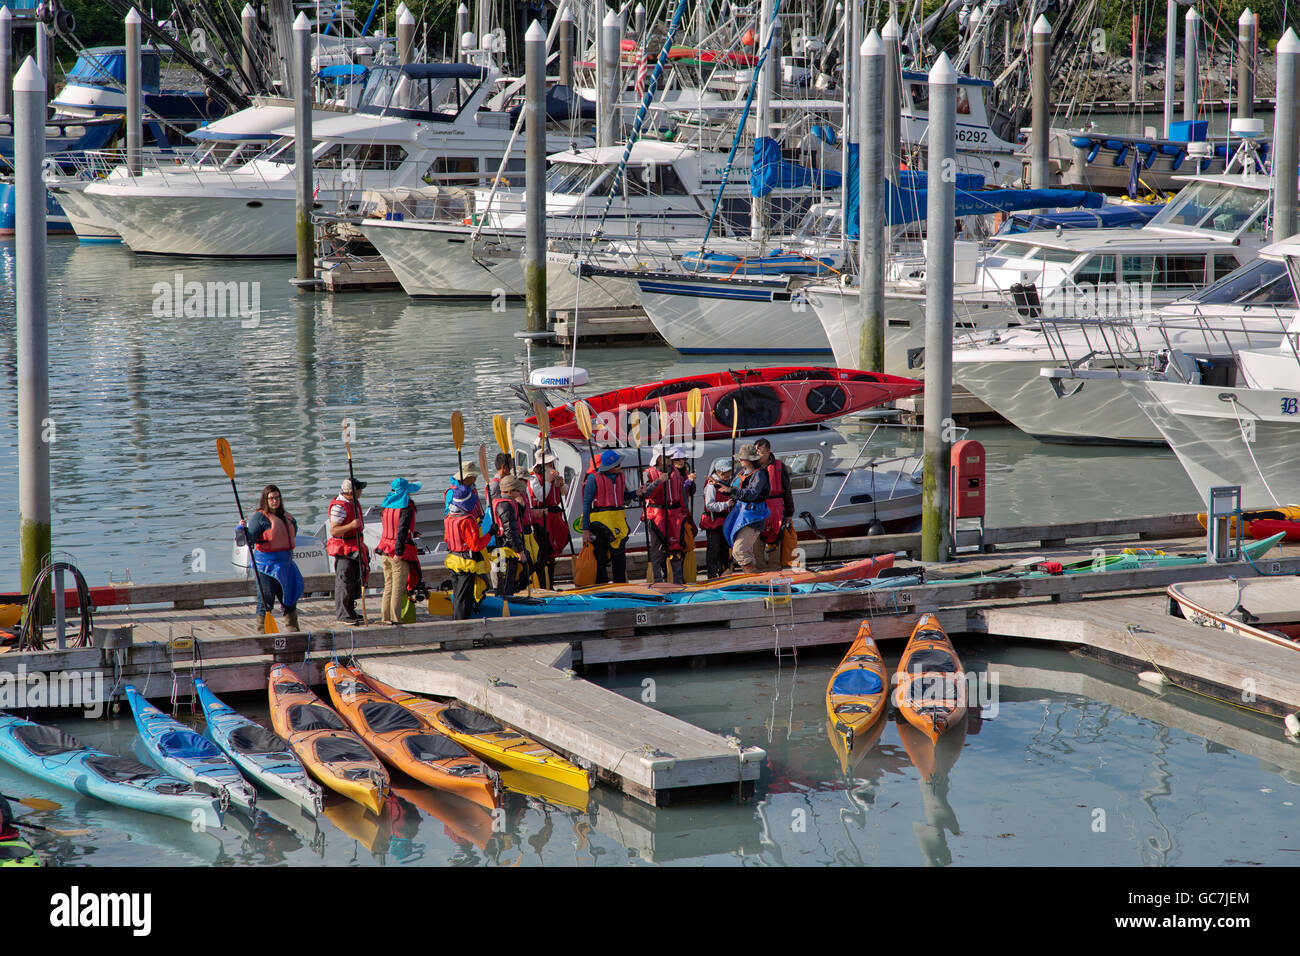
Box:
[710, 456, 734, 475]
[736, 443, 761, 462]
[499, 474, 525, 495]
[452, 465, 477, 482]
[598, 450, 622, 472]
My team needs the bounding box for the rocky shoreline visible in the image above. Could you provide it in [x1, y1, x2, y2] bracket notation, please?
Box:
[1055, 49, 1278, 104]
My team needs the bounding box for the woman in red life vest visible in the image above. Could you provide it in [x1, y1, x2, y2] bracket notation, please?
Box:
[240, 485, 305, 632]
[642, 445, 686, 583]
[443, 468, 490, 619]
[755, 437, 794, 569]
[375, 477, 420, 625]
[700, 457, 735, 578]
[527, 450, 567, 590]
[327, 477, 368, 623]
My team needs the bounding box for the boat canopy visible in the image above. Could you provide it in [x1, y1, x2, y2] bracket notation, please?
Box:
[68, 46, 161, 91]
[750, 136, 840, 196]
[997, 204, 1162, 234]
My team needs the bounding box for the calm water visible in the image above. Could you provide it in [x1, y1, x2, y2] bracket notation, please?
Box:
[3, 239, 1265, 868]
[5, 643, 1296, 866]
[0, 240, 1202, 587]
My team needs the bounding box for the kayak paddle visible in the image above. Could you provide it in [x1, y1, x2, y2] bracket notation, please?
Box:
[478, 442, 503, 579]
[492, 413, 514, 475]
[344, 429, 369, 626]
[217, 438, 278, 635]
[14, 819, 91, 838]
[1, 792, 61, 812]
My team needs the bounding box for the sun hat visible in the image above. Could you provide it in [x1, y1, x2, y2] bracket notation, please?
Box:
[736, 443, 761, 463]
[381, 477, 422, 509]
[598, 450, 622, 472]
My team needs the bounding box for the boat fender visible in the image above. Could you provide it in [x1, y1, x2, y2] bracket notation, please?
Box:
[1137, 671, 1169, 686]
[1285, 713, 1300, 738]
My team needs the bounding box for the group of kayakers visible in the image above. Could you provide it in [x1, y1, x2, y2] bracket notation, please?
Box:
[239, 438, 800, 629]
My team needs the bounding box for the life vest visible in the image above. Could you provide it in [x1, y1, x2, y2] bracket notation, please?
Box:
[378, 505, 418, 561]
[530, 474, 569, 552]
[494, 495, 525, 549]
[699, 476, 732, 530]
[325, 496, 362, 558]
[255, 510, 295, 553]
[724, 470, 770, 545]
[444, 511, 488, 555]
[644, 465, 686, 550]
[590, 470, 626, 510]
[762, 457, 787, 544]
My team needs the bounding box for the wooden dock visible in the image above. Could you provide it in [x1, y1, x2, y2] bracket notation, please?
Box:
[316, 255, 402, 293]
[8, 512, 1300, 804]
[894, 385, 1004, 427]
[550, 305, 664, 346]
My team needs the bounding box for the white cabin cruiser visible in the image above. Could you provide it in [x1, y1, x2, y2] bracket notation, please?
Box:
[77, 63, 580, 257]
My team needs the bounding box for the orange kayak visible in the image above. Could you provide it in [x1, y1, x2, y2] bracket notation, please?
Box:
[893, 614, 967, 746]
[390, 782, 495, 850]
[268, 664, 389, 815]
[825, 621, 889, 772]
[323, 663, 500, 811]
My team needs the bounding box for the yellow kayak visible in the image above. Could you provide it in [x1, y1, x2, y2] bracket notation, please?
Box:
[825, 621, 889, 768]
[499, 769, 591, 812]
[359, 671, 593, 792]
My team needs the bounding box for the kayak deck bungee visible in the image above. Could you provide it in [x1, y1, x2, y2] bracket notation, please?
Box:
[893, 615, 967, 746]
[825, 622, 889, 771]
[194, 678, 323, 817]
[268, 665, 389, 816]
[0, 713, 224, 829]
[358, 670, 591, 793]
[125, 685, 257, 814]
[324, 663, 500, 811]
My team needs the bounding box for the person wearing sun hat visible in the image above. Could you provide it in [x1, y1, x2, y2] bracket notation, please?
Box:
[492, 473, 533, 596]
[376, 477, 421, 625]
[327, 477, 368, 623]
[443, 466, 490, 619]
[528, 448, 566, 589]
[582, 448, 642, 584]
[700, 457, 735, 578]
[642, 443, 686, 583]
[723, 444, 770, 573]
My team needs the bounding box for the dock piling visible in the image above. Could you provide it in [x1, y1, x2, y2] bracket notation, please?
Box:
[921, 54, 956, 563]
[293, 12, 314, 287]
[751, 0, 775, 241]
[559, 7, 574, 85]
[525, 20, 547, 333]
[1030, 15, 1050, 189]
[1237, 8, 1254, 122]
[1274, 29, 1299, 242]
[1183, 7, 1199, 123]
[455, 4, 469, 60]
[599, 8, 619, 147]
[882, 16, 900, 183]
[126, 7, 142, 177]
[968, 5, 982, 78]
[397, 7, 415, 64]
[15, 56, 50, 596]
[0, 6, 11, 120]
[240, 4, 259, 91]
[1163, 0, 1176, 136]
[858, 31, 884, 373]
[635, 1, 645, 39]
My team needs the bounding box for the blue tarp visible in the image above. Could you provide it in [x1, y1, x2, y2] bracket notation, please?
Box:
[750, 136, 842, 197]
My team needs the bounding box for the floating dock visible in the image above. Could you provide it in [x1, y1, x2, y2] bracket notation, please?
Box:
[549, 305, 664, 346]
[8, 512, 1300, 805]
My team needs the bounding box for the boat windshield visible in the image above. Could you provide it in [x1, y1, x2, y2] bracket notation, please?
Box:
[793, 206, 842, 240]
[545, 162, 609, 195]
[358, 66, 481, 119]
[991, 243, 1080, 265]
[1187, 257, 1294, 305]
[1147, 180, 1268, 236]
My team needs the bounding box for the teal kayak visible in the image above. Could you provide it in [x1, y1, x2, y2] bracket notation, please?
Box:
[126, 686, 257, 814]
[0, 713, 224, 828]
[194, 678, 323, 817]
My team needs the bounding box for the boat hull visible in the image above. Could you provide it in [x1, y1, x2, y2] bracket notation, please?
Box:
[636, 275, 832, 354]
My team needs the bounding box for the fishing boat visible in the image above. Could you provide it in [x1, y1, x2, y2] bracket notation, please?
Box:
[357, 670, 590, 791]
[194, 678, 324, 816]
[533, 366, 922, 442]
[267, 664, 389, 815]
[323, 663, 499, 811]
[825, 622, 889, 770]
[125, 685, 258, 813]
[0, 714, 223, 829]
[893, 615, 967, 745]
[1167, 578, 1300, 653]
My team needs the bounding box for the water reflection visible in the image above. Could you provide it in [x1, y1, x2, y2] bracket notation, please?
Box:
[897, 713, 969, 867]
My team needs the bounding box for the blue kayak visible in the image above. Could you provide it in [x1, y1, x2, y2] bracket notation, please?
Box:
[126, 686, 257, 814]
[0, 713, 224, 828]
[194, 678, 323, 817]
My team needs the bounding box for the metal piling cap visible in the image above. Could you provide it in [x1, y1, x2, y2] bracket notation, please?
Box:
[526, 19, 545, 42]
[1239, 7, 1253, 28]
[242, 4, 256, 18]
[125, 7, 141, 24]
[603, 9, 619, 27]
[882, 14, 899, 39]
[561, 8, 574, 22]
[1033, 14, 1051, 36]
[399, 7, 415, 25]
[929, 51, 956, 85]
[293, 10, 310, 30]
[1280, 28, 1300, 56]
[862, 29, 883, 57]
[0, 6, 11, 22]
[1184, 6, 1200, 24]
[14, 56, 45, 92]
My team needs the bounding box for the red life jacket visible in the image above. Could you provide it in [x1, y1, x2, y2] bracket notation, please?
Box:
[494, 495, 525, 549]
[255, 510, 295, 552]
[325, 496, 362, 557]
[698, 476, 732, 530]
[762, 457, 787, 543]
[644, 466, 687, 549]
[378, 505, 418, 561]
[530, 474, 569, 551]
[590, 470, 625, 509]
[444, 511, 488, 554]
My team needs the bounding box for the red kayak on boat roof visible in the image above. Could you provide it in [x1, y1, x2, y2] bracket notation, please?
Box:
[531, 367, 924, 442]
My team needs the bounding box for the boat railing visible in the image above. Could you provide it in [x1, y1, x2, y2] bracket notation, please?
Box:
[819, 421, 960, 520]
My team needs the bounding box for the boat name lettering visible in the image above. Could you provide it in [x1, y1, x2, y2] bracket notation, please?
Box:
[1282, 397, 1298, 416]
[955, 127, 988, 145]
[49, 886, 152, 936]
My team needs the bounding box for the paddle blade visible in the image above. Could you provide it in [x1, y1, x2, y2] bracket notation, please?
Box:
[493, 414, 510, 455]
[216, 438, 235, 479]
[264, 611, 279, 634]
[533, 399, 550, 440]
[505, 418, 514, 457]
[657, 397, 669, 442]
[629, 412, 642, 448]
[730, 399, 740, 440]
[10, 795, 61, 812]
[451, 411, 465, 451]
[477, 443, 489, 479]
[574, 401, 594, 440]
[686, 387, 702, 428]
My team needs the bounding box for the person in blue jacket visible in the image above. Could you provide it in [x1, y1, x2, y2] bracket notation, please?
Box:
[723, 444, 770, 573]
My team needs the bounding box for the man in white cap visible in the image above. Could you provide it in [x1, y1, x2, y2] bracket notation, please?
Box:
[700, 457, 735, 577]
[528, 448, 567, 589]
[327, 477, 368, 623]
[642, 444, 686, 583]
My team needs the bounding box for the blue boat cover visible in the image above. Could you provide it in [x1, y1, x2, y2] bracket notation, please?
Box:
[750, 136, 842, 196]
[997, 204, 1163, 234]
[831, 668, 883, 696]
